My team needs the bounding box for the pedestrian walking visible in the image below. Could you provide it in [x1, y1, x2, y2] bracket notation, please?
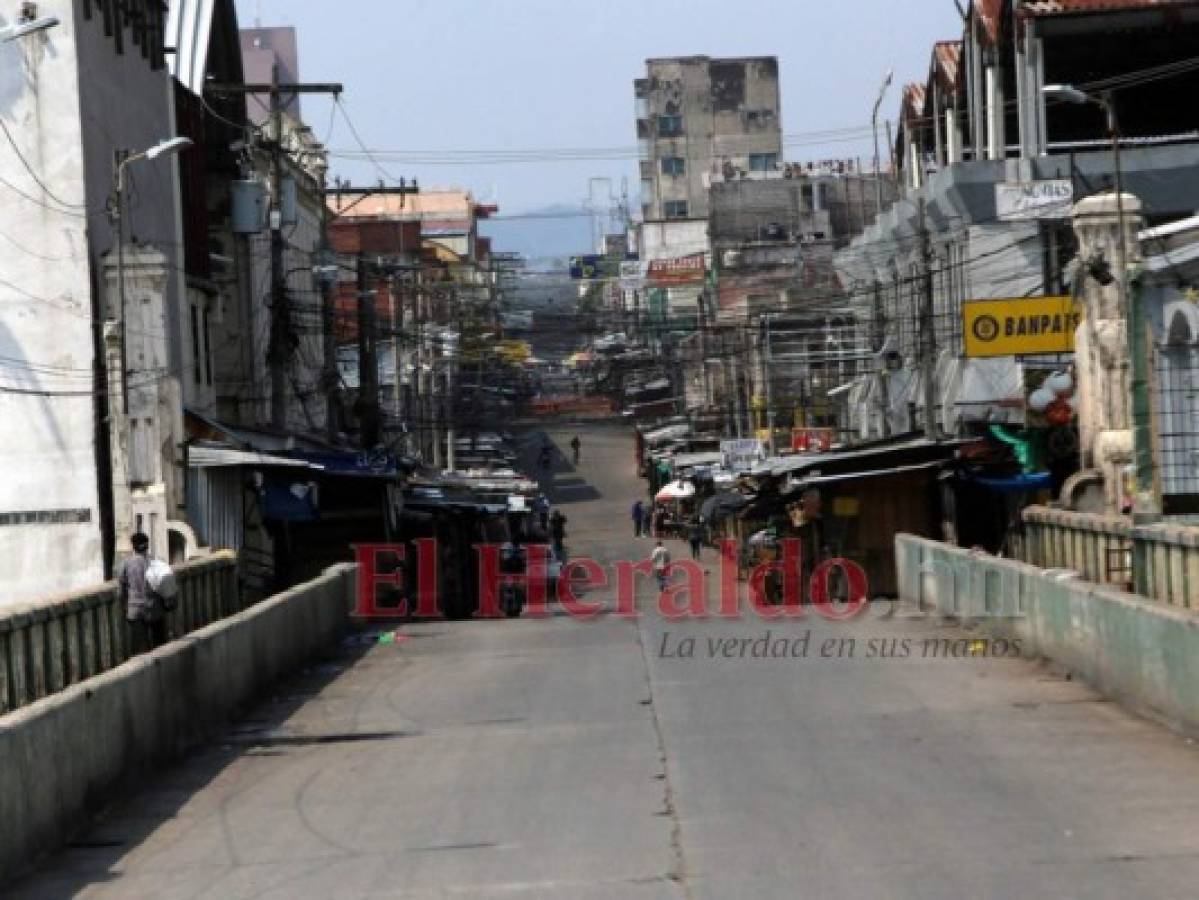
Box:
[688, 520, 706, 561]
[632, 499, 645, 537]
[570, 435, 581, 465]
[651, 540, 672, 592]
[641, 504, 654, 538]
[550, 510, 567, 556]
[651, 505, 665, 539]
[536, 494, 550, 532]
[120, 532, 167, 655]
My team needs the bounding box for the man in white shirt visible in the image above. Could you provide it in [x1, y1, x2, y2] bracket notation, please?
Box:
[651, 541, 672, 591]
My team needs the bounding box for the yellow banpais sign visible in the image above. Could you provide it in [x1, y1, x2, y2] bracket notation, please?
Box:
[962, 296, 1083, 358]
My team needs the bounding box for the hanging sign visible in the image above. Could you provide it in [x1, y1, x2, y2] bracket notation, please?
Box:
[996, 180, 1074, 221]
[647, 253, 706, 286]
[963, 296, 1083, 358]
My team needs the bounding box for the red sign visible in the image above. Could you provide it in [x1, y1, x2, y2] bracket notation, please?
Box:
[792, 429, 834, 453]
[647, 253, 706, 286]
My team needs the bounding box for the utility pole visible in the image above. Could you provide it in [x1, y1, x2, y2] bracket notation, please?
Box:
[871, 280, 892, 438]
[918, 199, 938, 440]
[698, 289, 711, 410]
[325, 179, 420, 451]
[318, 178, 340, 443]
[209, 73, 343, 433]
[267, 65, 288, 431]
[357, 253, 380, 449]
[413, 279, 425, 460]
[759, 315, 776, 454]
[392, 269, 407, 455]
[445, 356, 456, 472]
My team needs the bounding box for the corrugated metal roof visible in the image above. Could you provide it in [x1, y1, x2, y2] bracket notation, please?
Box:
[189, 445, 322, 469]
[1022, 0, 1199, 14]
[166, 0, 216, 95]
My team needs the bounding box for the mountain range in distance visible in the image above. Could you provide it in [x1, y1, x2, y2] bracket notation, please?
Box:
[480, 204, 597, 269]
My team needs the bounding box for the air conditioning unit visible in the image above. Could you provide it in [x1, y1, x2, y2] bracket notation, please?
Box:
[722, 250, 742, 268]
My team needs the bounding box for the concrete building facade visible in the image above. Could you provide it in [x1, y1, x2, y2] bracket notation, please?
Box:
[0, 1, 187, 605]
[635, 56, 782, 222]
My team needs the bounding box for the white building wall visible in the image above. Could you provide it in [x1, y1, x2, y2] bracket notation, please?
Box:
[0, 2, 185, 606]
[0, 5, 102, 603]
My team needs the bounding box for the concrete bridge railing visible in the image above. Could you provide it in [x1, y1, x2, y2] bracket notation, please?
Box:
[0, 562, 357, 885]
[1021, 505, 1199, 607]
[897, 534, 1199, 735]
[0, 552, 241, 715]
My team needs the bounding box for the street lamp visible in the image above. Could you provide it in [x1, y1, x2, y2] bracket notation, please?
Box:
[0, 15, 58, 42]
[1042, 84, 1127, 315]
[872, 70, 894, 211]
[112, 137, 193, 406]
[1045, 83, 1155, 518]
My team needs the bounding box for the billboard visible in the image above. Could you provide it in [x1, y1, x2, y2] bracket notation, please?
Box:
[963, 296, 1083, 358]
[995, 180, 1074, 221]
[721, 439, 767, 473]
[647, 253, 706, 287]
[570, 253, 639, 280]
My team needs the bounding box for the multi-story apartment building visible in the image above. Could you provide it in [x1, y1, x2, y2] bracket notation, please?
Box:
[635, 56, 783, 221]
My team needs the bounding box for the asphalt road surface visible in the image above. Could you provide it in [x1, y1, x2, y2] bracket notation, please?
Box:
[14, 422, 1199, 899]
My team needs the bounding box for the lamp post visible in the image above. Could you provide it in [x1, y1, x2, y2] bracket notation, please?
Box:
[1044, 84, 1156, 518]
[0, 14, 59, 42]
[1042, 85, 1126, 316]
[872, 70, 894, 211]
[112, 137, 192, 407]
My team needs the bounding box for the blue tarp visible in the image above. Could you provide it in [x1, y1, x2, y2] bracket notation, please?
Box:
[971, 472, 1053, 494]
[261, 478, 319, 522]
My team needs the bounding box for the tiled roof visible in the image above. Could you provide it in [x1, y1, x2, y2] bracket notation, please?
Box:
[1021, 0, 1199, 14]
[902, 84, 927, 121]
[327, 190, 483, 221]
[975, 0, 1006, 43]
[932, 41, 964, 92]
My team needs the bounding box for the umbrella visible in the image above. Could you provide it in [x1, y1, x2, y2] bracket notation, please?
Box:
[748, 529, 778, 547]
[655, 480, 696, 502]
[700, 491, 751, 523]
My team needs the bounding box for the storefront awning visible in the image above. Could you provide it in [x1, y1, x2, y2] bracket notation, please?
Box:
[188, 445, 323, 470]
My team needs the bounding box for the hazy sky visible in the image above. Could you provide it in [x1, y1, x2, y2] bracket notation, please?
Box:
[235, 0, 962, 216]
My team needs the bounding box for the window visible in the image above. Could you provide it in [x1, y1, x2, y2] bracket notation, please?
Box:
[664, 201, 689, 219]
[749, 153, 779, 172]
[657, 115, 684, 137]
[745, 109, 776, 127]
[660, 156, 686, 177]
